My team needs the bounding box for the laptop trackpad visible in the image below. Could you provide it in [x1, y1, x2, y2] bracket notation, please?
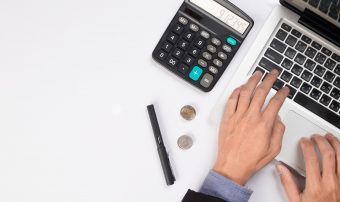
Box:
[278, 111, 326, 175]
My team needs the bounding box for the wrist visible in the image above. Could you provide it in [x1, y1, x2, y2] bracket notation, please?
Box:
[213, 163, 250, 186]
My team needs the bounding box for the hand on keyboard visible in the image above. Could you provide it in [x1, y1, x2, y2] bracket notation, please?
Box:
[213, 69, 290, 185]
[277, 134, 340, 202]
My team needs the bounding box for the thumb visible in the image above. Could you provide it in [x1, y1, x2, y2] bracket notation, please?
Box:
[276, 164, 300, 202]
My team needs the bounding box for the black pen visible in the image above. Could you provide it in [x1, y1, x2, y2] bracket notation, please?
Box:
[147, 104, 176, 186]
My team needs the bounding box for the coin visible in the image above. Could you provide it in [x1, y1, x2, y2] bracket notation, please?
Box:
[180, 105, 196, 121]
[177, 135, 193, 150]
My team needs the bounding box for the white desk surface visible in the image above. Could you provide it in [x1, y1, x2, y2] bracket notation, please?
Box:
[0, 0, 289, 201]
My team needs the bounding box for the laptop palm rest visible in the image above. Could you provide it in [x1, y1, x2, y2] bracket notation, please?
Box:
[278, 110, 326, 176]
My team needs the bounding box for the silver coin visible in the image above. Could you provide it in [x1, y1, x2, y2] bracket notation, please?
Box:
[180, 105, 196, 121]
[177, 135, 193, 150]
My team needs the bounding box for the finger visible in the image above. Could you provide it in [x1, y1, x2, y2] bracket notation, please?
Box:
[262, 87, 290, 124]
[223, 88, 241, 119]
[300, 137, 321, 183]
[249, 69, 280, 112]
[236, 71, 263, 113]
[325, 134, 340, 175]
[276, 164, 301, 202]
[312, 135, 336, 178]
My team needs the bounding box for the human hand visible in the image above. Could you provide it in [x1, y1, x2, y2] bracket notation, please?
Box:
[277, 134, 340, 202]
[213, 69, 290, 185]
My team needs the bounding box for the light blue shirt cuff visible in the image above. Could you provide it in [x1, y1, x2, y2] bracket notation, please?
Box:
[200, 170, 253, 202]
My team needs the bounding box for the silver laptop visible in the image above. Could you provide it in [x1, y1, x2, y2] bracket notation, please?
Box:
[211, 0, 340, 175]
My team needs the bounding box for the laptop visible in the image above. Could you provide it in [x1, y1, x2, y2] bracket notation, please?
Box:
[211, 0, 340, 175]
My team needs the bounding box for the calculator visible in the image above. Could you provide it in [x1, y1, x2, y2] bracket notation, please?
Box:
[152, 0, 254, 92]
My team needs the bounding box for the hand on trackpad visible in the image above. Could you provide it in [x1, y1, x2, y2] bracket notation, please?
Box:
[277, 111, 327, 175]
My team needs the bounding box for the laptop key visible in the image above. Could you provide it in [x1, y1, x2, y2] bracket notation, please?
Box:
[291, 77, 303, 88]
[335, 65, 340, 76]
[292, 64, 303, 76]
[276, 29, 288, 41]
[301, 35, 312, 44]
[315, 52, 327, 64]
[281, 71, 293, 82]
[281, 23, 292, 32]
[304, 59, 316, 71]
[310, 88, 322, 100]
[321, 47, 332, 56]
[330, 87, 340, 100]
[319, 0, 332, 13]
[331, 53, 340, 62]
[329, 3, 339, 20]
[305, 47, 317, 59]
[282, 58, 294, 70]
[324, 71, 336, 82]
[308, 0, 320, 8]
[258, 57, 283, 73]
[295, 41, 307, 52]
[311, 76, 322, 88]
[285, 85, 297, 99]
[294, 53, 306, 65]
[285, 47, 297, 59]
[334, 77, 340, 88]
[330, 100, 340, 113]
[320, 81, 332, 94]
[272, 79, 285, 90]
[300, 82, 312, 94]
[320, 94, 332, 106]
[285, 35, 298, 47]
[301, 70, 313, 82]
[270, 38, 287, 53]
[294, 92, 340, 129]
[291, 29, 302, 38]
[311, 41, 322, 50]
[265, 48, 283, 64]
[324, 58, 336, 70]
[314, 65, 326, 77]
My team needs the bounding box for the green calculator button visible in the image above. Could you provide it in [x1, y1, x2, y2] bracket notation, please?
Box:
[226, 37, 237, 46]
[189, 66, 203, 81]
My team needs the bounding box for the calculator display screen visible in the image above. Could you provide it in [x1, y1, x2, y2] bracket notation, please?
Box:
[190, 0, 250, 34]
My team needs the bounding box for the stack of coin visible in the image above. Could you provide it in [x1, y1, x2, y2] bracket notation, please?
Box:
[177, 135, 193, 150]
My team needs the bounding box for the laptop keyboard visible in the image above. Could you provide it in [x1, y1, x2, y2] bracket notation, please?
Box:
[304, 0, 340, 21]
[253, 21, 340, 129]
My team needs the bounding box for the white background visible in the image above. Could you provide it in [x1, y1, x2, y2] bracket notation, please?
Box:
[0, 0, 289, 201]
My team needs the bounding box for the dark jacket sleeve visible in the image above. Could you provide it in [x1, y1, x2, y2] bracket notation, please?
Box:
[181, 190, 227, 202]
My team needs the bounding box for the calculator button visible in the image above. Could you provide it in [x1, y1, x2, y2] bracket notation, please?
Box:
[173, 24, 184, 35]
[218, 52, 227, 60]
[226, 36, 237, 46]
[222, 44, 232, 53]
[198, 59, 208, 67]
[178, 40, 190, 50]
[207, 45, 217, 53]
[183, 31, 195, 42]
[200, 73, 214, 88]
[178, 64, 190, 75]
[212, 38, 221, 46]
[167, 32, 179, 44]
[194, 38, 205, 49]
[209, 66, 218, 74]
[189, 66, 203, 81]
[202, 52, 212, 60]
[173, 48, 184, 59]
[190, 24, 199, 32]
[167, 57, 178, 67]
[156, 50, 168, 61]
[162, 41, 173, 52]
[200, 31, 210, 39]
[213, 59, 223, 67]
[179, 16, 188, 25]
[188, 46, 200, 57]
[183, 55, 195, 66]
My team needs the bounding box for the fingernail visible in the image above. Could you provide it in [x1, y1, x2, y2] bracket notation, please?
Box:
[271, 69, 279, 75]
[253, 70, 262, 77]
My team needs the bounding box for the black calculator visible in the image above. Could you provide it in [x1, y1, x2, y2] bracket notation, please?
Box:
[152, 0, 254, 92]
